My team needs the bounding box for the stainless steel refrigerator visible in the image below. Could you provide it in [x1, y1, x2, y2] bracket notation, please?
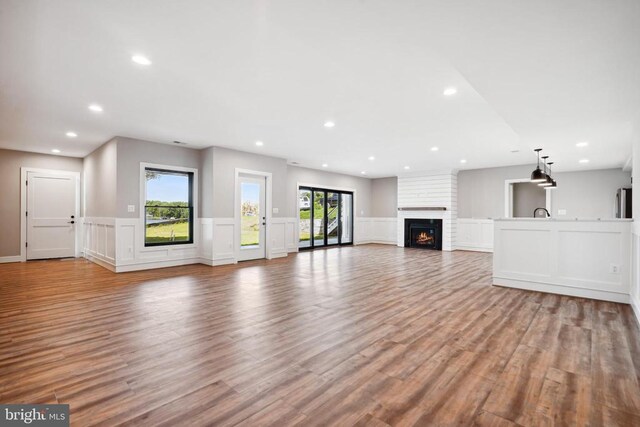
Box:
[615, 188, 632, 218]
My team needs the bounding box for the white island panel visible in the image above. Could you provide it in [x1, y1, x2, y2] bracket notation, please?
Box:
[493, 218, 632, 303]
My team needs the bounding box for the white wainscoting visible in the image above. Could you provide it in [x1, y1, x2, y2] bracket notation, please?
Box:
[494, 219, 632, 303]
[355, 217, 397, 245]
[208, 217, 236, 266]
[631, 222, 640, 326]
[269, 218, 298, 258]
[83, 217, 116, 271]
[457, 219, 494, 252]
[115, 218, 201, 272]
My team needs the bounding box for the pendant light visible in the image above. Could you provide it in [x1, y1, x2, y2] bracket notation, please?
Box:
[545, 162, 557, 190]
[539, 156, 552, 187]
[530, 148, 546, 182]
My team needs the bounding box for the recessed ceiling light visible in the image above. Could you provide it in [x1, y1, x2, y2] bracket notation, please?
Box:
[431, 146, 439, 152]
[51, 149, 61, 153]
[360, 171, 366, 175]
[324, 121, 335, 128]
[404, 166, 410, 170]
[443, 87, 457, 96]
[322, 163, 328, 168]
[255, 140, 264, 146]
[131, 55, 152, 66]
[88, 104, 103, 113]
[368, 156, 375, 161]
[66, 131, 77, 138]
[576, 141, 589, 147]
[579, 159, 590, 164]
[460, 159, 467, 164]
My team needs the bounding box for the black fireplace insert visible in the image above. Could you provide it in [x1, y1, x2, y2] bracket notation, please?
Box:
[404, 218, 443, 250]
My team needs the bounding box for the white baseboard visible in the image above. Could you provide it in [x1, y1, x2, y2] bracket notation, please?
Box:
[493, 277, 630, 304]
[114, 257, 203, 273]
[456, 245, 493, 253]
[0, 255, 23, 264]
[199, 257, 237, 266]
[84, 254, 116, 272]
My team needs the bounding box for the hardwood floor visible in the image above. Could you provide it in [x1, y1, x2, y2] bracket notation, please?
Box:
[1, 245, 640, 426]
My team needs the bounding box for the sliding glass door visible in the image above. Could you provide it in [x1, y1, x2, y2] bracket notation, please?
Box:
[298, 187, 353, 249]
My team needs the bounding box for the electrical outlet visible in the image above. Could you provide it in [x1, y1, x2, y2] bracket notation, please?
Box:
[610, 264, 620, 274]
[557, 209, 567, 216]
[127, 205, 135, 213]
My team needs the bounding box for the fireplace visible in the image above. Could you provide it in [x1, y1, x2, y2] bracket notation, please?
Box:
[404, 218, 443, 250]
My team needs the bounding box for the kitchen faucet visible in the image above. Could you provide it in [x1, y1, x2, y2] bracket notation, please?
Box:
[533, 207, 550, 218]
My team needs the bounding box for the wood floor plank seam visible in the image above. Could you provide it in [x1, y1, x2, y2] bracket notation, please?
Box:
[1, 245, 639, 426]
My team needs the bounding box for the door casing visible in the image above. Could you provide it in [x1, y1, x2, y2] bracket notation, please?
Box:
[20, 167, 81, 261]
[234, 168, 273, 261]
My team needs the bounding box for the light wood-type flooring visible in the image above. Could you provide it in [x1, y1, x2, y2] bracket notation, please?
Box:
[1, 245, 640, 426]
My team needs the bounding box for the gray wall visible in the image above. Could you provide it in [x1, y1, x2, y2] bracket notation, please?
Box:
[83, 139, 117, 218]
[458, 165, 631, 219]
[0, 148, 83, 257]
[512, 182, 546, 218]
[199, 146, 214, 218]
[115, 137, 201, 218]
[211, 147, 288, 218]
[285, 166, 373, 217]
[371, 177, 398, 217]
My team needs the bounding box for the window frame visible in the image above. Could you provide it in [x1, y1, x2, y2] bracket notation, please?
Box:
[297, 185, 354, 250]
[140, 163, 198, 248]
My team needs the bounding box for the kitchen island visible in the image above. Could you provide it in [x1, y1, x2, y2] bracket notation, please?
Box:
[493, 218, 632, 303]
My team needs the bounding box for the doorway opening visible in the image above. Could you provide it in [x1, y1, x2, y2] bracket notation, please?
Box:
[298, 186, 353, 249]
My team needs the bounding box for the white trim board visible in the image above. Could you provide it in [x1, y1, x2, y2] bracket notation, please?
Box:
[0, 256, 23, 264]
[235, 168, 273, 261]
[493, 277, 630, 304]
[20, 167, 81, 262]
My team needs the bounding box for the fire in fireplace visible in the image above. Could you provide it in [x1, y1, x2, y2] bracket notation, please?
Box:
[404, 218, 442, 250]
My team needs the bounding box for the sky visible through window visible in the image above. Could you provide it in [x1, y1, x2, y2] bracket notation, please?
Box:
[147, 173, 189, 203]
[241, 182, 259, 204]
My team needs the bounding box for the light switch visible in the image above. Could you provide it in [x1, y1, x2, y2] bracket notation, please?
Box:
[272, 207, 279, 214]
[128, 205, 135, 213]
[557, 209, 567, 216]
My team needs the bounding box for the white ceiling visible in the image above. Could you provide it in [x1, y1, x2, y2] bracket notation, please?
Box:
[1, 0, 638, 177]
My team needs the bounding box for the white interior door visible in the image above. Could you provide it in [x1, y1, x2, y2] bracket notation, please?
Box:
[238, 175, 266, 261]
[26, 171, 78, 260]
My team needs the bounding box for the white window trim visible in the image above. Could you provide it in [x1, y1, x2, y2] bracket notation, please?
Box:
[139, 162, 199, 251]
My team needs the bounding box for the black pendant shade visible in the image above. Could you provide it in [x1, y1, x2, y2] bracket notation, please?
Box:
[544, 162, 557, 190]
[530, 148, 546, 182]
[538, 155, 552, 186]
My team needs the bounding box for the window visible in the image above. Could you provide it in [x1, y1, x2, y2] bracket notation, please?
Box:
[144, 168, 194, 246]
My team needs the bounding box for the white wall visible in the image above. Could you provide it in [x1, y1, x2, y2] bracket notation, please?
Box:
[458, 165, 630, 219]
[630, 114, 640, 324]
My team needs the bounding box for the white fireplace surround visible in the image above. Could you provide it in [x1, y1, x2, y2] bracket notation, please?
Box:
[397, 210, 455, 251]
[396, 171, 458, 251]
